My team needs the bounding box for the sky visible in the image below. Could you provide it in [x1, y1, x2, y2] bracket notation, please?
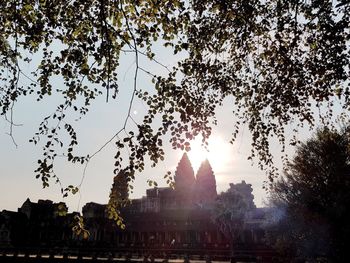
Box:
[0, 40, 314, 213]
[0, 98, 272, 212]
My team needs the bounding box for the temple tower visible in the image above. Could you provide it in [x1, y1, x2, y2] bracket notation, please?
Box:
[195, 159, 217, 204]
[110, 169, 130, 206]
[229, 180, 256, 210]
[174, 153, 196, 205]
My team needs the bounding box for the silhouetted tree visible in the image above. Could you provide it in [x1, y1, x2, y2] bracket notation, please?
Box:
[268, 127, 350, 262]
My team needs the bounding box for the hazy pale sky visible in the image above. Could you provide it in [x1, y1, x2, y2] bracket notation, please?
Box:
[0, 42, 315, 213]
[0, 98, 271, 211]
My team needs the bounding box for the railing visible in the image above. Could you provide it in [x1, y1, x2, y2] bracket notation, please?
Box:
[0, 247, 276, 263]
[0, 253, 215, 263]
[0, 247, 230, 260]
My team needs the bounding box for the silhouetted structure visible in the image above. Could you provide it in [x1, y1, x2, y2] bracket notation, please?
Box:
[82, 154, 268, 253]
[0, 199, 79, 249]
[228, 181, 256, 210]
[0, 154, 272, 261]
[195, 159, 217, 205]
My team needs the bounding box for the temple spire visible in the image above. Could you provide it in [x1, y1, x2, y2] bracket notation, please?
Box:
[174, 152, 195, 193]
[195, 159, 217, 204]
[110, 169, 130, 207]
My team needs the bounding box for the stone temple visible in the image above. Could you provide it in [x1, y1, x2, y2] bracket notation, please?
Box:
[0, 153, 272, 260]
[82, 153, 267, 252]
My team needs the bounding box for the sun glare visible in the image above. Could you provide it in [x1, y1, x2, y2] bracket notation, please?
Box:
[186, 136, 232, 174]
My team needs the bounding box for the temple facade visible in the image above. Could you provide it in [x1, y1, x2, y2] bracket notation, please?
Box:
[0, 198, 77, 248]
[0, 154, 271, 259]
[82, 153, 268, 252]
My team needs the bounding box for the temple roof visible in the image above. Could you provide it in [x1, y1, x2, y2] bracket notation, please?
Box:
[174, 153, 195, 191]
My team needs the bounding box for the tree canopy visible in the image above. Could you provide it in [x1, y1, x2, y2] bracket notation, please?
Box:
[1, 1, 349, 213]
[268, 127, 350, 262]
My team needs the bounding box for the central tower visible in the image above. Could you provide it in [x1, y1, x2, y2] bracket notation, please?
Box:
[174, 153, 218, 207]
[195, 159, 217, 204]
[174, 153, 196, 205]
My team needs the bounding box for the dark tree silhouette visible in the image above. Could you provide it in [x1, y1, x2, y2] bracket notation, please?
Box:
[268, 127, 350, 262]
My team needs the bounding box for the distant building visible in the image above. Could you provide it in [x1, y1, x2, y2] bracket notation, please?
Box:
[0, 198, 76, 248]
[0, 153, 272, 258]
[0, 210, 26, 247]
[82, 153, 268, 251]
[229, 180, 256, 210]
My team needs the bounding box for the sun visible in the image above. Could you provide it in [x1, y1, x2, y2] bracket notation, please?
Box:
[186, 135, 232, 173]
[187, 139, 208, 172]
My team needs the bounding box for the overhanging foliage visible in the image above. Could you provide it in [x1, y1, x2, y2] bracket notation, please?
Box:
[1, 0, 349, 229]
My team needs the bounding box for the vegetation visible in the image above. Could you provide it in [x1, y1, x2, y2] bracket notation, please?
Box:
[267, 127, 350, 262]
[107, 169, 132, 229]
[1, 1, 349, 226]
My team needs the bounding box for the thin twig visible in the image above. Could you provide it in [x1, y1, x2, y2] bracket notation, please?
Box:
[19, 69, 38, 84]
[139, 67, 157, 78]
[7, 1, 20, 148]
[6, 101, 18, 148]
